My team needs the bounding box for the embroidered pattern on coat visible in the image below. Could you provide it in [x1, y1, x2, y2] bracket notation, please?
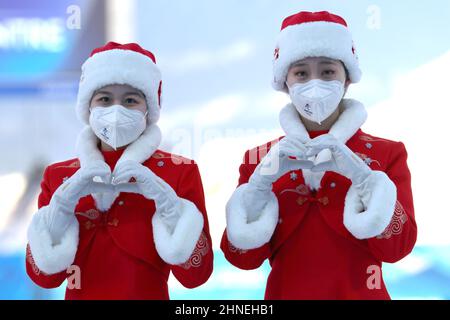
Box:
[359, 135, 390, 143]
[279, 183, 309, 196]
[355, 152, 381, 167]
[228, 241, 248, 255]
[55, 160, 80, 169]
[179, 231, 209, 269]
[75, 209, 100, 220]
[152, 152, 193, 165]
[376, 200, 408, 239]
[26, 245, 41, 276]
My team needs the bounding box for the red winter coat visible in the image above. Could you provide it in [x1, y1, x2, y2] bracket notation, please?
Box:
[221, 128, 417, 299]
[26, 148, 213, 299]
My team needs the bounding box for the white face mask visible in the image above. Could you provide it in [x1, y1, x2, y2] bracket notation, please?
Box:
[287, 79, 345, 125]
[89, 105, 147, 150]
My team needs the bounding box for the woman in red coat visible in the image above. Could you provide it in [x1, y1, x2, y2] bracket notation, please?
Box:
[221, 11, 417, 299]
[26, 42, 213, 299]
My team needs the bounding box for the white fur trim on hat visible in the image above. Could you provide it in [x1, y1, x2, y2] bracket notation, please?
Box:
[77, 49, 162, 125]
[152, 198, 204, 265]
[27, 206, 79, 275]
[343, 171, 397, 240]
[273, 21, 361, 92]
[226, 183, 279, 250]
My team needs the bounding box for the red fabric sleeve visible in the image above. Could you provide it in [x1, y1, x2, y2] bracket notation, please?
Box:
[170, 163, 214, 288]
[367, 142, 418, 263]
[25, 166, 68, 288]
[221, 150, 271, 270]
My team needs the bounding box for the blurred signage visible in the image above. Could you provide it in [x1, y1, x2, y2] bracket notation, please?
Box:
[0, 0, 106, 86]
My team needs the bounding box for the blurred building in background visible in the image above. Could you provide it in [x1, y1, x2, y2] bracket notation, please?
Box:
[0, 0, 449, 299]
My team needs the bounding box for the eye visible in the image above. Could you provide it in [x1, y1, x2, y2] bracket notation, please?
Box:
[322, 70, 336, 76]
[295, 71, 308, 78]
[97, 96, 110, 103]
[124, 98, 138, 104]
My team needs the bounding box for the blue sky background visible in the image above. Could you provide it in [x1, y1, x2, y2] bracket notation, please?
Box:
[137, 0, 450, 109]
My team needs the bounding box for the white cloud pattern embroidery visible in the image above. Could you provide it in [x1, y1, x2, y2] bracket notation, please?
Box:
[179, 231, 209, 269]
[376, 200, 408, 239]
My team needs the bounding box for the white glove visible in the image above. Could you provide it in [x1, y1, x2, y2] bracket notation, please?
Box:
[305, 134, 372, 207]
[112, 160, 181, 233]
[43, 160, 113, 245]
[245, 136, 314, 222]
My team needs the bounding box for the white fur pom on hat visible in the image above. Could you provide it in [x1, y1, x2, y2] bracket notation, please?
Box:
[272, 11, 362, 92]
[76, 42, 162, 124]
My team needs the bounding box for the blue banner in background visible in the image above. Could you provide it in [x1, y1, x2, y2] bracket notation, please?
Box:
[0, 0, 105, 86]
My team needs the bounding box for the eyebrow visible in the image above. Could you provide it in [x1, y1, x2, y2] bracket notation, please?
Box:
[92, 91, 145, 98]
[124, 92, 145, 98]
[292, 60, 338, 68]
[93, 90, 112, 96]
[318, 61, 338, 66]
[291, 62, 308, 68]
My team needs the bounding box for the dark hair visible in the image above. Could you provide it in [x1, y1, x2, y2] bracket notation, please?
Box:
[341, 62, 350, 81]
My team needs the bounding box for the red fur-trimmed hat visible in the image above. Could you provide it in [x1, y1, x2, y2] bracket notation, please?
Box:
[76, 42, 162, 124]
[272, 11, 362, 92]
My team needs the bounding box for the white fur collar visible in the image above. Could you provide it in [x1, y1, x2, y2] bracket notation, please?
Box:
[75, 124, 162, 211]
[279, 98, 368, 190]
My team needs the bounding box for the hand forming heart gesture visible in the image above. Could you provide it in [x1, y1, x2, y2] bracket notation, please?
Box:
[304, 133, 371, 185]
[243, 133, 372, 222]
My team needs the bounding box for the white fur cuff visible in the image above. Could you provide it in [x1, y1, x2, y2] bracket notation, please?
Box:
[226, 183, 279, 250]
[344, 171, 397, 240]
[152, 198, 204, 265]
[27, 206, 79, 275]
